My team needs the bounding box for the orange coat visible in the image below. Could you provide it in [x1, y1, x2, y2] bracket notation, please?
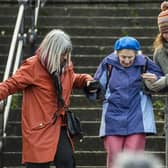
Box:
[0, 55, 93, 163]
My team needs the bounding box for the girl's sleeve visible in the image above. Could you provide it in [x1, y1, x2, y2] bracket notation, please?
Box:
[153, 50, 162, 68]
[0, 59, 35, 100]
[147, 57, 164, 78]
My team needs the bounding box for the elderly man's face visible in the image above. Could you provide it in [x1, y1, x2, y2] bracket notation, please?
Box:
[117, 49, 136, 67]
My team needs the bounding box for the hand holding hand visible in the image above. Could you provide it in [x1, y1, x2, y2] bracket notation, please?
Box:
[86, 80, 100, 93]
[143, 79, 153, 90]
[150, 76, 167, 92]
[141, 73, 157, 83]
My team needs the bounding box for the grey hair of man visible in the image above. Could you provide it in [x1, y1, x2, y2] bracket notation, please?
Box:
[38, 29, 72, 74]
[112, 151, 162, 168]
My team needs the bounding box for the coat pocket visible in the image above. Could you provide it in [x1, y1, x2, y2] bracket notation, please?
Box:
[31, 121, 51, 130]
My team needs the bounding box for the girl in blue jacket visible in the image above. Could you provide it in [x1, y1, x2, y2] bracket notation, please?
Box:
[94, 36, 163, 168]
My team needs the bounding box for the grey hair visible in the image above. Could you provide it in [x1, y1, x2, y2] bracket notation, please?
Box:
[38, 29, 72, 74]
[112, 151, 162, 168]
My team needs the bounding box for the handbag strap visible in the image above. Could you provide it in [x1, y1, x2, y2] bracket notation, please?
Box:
[51, 71, 65, 108]
[51, 71, 70, 124]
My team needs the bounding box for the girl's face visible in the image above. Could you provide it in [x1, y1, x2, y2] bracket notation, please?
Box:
[162, 32, 168, 42]
[117, 49, 136, 67]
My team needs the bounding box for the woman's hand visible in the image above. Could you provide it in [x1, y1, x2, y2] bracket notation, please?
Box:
[86, 80, 100, 93]
[141, 73, 157, 83]
[142, 73, 168, 92]
[149, 76, 168, 92]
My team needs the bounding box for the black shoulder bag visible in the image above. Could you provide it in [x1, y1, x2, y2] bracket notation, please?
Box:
[51, 72, 83, 141]
[66, 110, 83, 141]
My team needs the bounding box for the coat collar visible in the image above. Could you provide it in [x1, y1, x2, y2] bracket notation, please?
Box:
[104, 52, 147, 69]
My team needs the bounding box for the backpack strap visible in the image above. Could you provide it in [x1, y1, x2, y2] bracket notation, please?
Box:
[141, 56, 148, 73]
[105, 57, 148, 90]
[105, 64, 112, 90]
[141, 56, 152, 96]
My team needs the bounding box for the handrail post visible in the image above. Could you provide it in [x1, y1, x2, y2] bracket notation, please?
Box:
[27, 0, 41, 55]
[3, 0, 28, 81]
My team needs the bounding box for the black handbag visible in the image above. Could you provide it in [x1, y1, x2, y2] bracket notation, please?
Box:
[51, 72, 83, 141]
[66, 110, 83, 141]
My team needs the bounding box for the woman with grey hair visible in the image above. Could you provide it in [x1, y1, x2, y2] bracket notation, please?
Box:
[0, 29, 98, 168]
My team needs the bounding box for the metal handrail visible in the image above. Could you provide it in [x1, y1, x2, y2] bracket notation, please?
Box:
[2, 0, 46, 137]
[3, 0, 28, 137]
[3, 2, 25, 82]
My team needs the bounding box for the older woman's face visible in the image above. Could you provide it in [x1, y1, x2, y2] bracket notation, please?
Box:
[117, 49, 136, 67]
[60, 52, 70, 68]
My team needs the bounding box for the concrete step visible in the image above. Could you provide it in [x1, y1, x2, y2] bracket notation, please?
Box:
[2, 151, 165, 167]
[7, 106, 165, 121]
[0, 35, 156, 46]
[2, 151, 106, 167]
[0, 44, 155, 57]
[0, 5, 160, 17]
[3, 93, 168, 111]
[0, 54, 106, 69]
[5, 121, 165, 136]
[0, 15, 158, 27]
[0, 26, 159, 37]
[2, 135, 165, 152]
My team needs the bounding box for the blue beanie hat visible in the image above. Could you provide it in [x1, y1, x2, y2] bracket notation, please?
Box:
[114, 36, 141, 51]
